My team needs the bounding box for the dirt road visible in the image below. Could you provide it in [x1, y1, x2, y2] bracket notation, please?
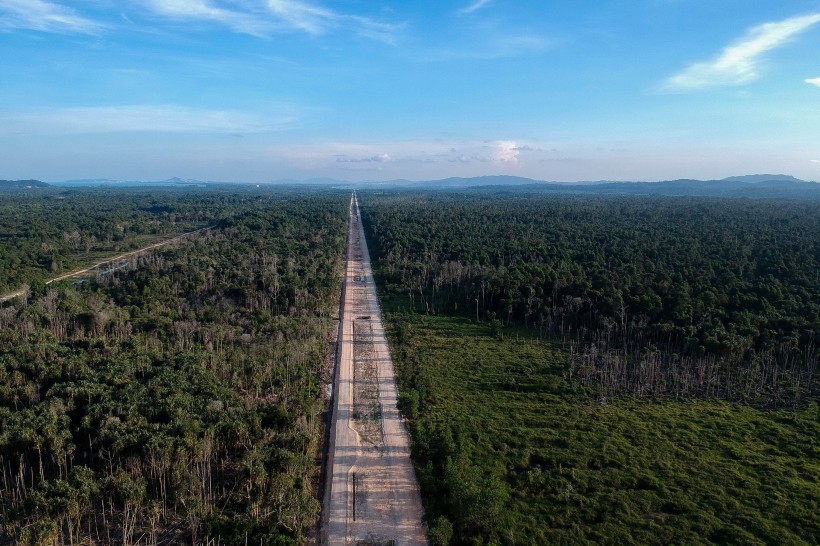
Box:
[0, 226, 212, 303]
[323, 194, 426, 545]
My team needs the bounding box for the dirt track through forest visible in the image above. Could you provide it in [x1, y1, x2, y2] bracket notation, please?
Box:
[0, 226, 212, 303]
[323, 194, 426, 545]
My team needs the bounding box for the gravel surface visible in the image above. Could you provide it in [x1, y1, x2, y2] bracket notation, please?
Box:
[323, 195, 427, 545]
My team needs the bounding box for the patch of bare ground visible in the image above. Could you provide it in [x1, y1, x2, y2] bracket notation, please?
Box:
[353, 320, 384, 448]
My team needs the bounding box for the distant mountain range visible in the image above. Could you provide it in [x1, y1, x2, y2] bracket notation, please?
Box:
[2, 174, 818, 199]
[355, 173, 811, 189]
[721, 174, 804, 183]
[511, 175, 820, 200]
[0, 179, 50, 189]
[55, 177, 211, 187]
[346, 174, 820, 200]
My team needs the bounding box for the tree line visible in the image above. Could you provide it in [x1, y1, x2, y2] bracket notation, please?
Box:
[360, 191, 819, 406]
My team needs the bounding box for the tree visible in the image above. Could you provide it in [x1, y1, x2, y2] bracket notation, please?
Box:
[428, 515, 454, 546]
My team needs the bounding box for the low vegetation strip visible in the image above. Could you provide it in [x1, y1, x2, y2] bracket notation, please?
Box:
[386, 312, 819, 545]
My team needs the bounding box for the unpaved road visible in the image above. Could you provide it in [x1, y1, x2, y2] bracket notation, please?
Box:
[323, 194, 426, 545]
[0, 226, 212, 303]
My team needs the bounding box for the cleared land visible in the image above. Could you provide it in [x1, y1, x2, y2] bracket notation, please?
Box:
[323, 194, 426, 545]
[383, 312, 820, 544]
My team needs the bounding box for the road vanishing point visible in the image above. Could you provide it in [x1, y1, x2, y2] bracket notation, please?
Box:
[323, 193, 427, 545]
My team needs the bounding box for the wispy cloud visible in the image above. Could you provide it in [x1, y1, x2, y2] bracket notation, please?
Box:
[140, 0, 277, 37]
[266, 0, 333, 35]
[806, 77, 820, 87]
[267, 0, 398, 42]
[665, 13, 820, 90]
[458, 0, 493, 15]
[0, 0, 103, 34]
[139, 0, 398, 41]
[2, 104, 296, 134]
[423, 33, 551, 61]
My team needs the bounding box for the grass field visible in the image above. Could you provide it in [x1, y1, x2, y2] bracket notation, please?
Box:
[384, 309, 819, 545]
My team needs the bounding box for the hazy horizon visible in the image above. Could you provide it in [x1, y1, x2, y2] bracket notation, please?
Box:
[24, 173, 816, 186]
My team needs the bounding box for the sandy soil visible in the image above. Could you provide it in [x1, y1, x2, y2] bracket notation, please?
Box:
[323, 195, 426, 545]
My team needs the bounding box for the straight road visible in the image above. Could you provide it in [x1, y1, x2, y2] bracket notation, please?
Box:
[323, 194, 426, 545]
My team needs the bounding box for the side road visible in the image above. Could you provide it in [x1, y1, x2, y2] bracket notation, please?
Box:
[0, 226, 213, 303]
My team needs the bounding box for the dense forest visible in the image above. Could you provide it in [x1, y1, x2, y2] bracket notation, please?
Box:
[0, 190, 348, 545]
[360, 190, 819, 545]
[0, 189, 262, 294]
[362, 192, 819, 406]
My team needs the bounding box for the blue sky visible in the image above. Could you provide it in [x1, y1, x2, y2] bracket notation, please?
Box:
[1, 0, 819, 182]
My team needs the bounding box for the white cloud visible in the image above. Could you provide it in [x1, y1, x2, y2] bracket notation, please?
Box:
[811, 159, 820, 163]
[458, 0, 493, 15]
[493, 141, 519, 164]
[0, 0, 103, 33]
[267, 0, 335, 35]
[806, 77, 820, 87]
[275, 138, 559, 174]
[140, 0, 277, 36]
[665, 13, 820, 90]
[267, 0, 398, 41]
[2, 104, 295, 134]
[336, 153, 392, 163]
[139, 0, 397, 41]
